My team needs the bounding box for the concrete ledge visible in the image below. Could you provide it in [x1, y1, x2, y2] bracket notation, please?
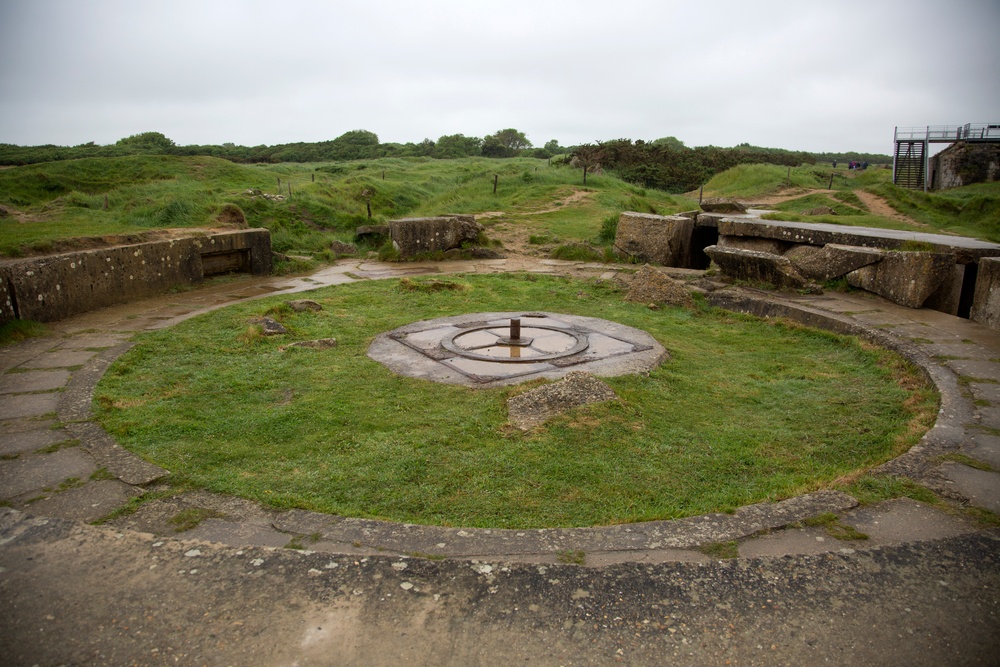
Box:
[716, 218, 1000, 264]
[0, 229, 271, 324]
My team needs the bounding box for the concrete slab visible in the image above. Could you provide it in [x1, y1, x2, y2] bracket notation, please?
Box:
[56, 333, 130, 350]
[181, 518, 293, 548]
[17, 349, 97, 369]
[976, 405, 1000, 428]
[739, 526, 850, 558]
[923, 343, 997, 360]
[0, 447, 96, 500]
[0, 369, 71, 394]
[965, 433, 1000, 469]
[0, 416, 59, 434]
[943, 359, 1000, 381]
[936, 463, 1000, 513]
[0, 427, 75, 457]
[19, 479, 143, 522]
[841, 497, 980, 545]
[67, 421, 168, 485]
[0, 392, 61, 420]
[968, 382, 1000, 404]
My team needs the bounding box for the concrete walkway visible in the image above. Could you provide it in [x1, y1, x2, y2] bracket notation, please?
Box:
[2, 257, 999, 665]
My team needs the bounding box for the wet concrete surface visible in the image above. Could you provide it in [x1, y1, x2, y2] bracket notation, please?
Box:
[2, 256, 1000, 665]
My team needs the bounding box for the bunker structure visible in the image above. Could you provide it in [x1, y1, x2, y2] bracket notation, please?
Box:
[894, 123, 1000, 191]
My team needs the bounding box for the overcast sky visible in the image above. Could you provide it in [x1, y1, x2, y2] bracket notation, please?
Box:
[1, 0, 998, 154]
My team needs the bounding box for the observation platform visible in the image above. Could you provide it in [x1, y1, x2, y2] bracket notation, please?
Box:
[893, 123, 1000, 190]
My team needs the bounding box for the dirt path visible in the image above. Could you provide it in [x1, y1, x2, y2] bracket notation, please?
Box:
[476, 189, 594, 258]
[852, 189, 928, 227]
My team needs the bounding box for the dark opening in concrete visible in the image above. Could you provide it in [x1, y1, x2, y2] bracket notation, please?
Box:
[689, 225, 719, 270]
[958, 262, 979, 319]
[202, 249, 251, 276]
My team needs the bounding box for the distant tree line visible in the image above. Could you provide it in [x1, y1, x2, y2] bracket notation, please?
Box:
[0, 129, 891, 194]
[0, 128, 560, 165]
[572, 138, 821, 192]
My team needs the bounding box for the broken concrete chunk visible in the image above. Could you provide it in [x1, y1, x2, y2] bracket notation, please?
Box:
[388, 215, 483, 258]
[704, 245, 807, 288]
[784, 244, 884, 282]
[700, 198, 747, 214]
[248, 316, 287, 335]
[846, 251, 956, 308]
[614, 212, 693, 267]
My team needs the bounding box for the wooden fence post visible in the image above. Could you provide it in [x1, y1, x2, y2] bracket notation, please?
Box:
[493, 174, 498, 194]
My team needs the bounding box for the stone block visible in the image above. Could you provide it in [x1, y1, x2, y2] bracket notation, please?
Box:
[703, 245, 807, 288]
[717, 235, 791, 256]
[700, 198, 747, 213]
[388, 215, 483, 258]
[783, 243, 884, 282]
[846, 251, 955, 308]
[614, 212, 693, 267]
[971, 257, 1000, 329]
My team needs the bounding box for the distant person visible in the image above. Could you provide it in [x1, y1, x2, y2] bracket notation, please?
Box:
[833, 160, 837, 168]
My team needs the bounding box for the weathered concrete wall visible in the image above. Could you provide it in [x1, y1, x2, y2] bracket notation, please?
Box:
[614, 212, 693, 267]
[389, 216, 483, 258]
[0, 229, 271, 324]
[846, 251, 956, 309]
[929, 142, 1000, 190]
[971, 257, 1000, 330]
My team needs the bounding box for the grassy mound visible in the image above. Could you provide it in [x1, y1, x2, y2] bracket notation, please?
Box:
[95, 274, 937, 529]
[0, 155, 695, 260]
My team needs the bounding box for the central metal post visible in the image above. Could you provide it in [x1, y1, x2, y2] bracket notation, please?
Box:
[498, 317, 533, 347]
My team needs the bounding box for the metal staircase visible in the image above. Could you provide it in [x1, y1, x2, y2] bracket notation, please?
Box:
[893, 140, 925, 189]
[893, 124, 1000, 191]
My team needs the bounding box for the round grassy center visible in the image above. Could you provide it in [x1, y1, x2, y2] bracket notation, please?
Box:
[95, 274, 937, 528]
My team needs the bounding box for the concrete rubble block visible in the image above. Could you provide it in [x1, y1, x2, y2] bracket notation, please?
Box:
[388, 215, 483, 258]
[717, 235, 791, 256]
[783, 243, 884, 282]
[613, 212, 694, 267]
[699, 198, 747, 214]
[971, 256, 1000, 329]
[703, 245, 807, 288]
[846, 250, 956, 309]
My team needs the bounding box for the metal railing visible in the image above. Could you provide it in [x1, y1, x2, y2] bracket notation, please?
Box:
[895, 123, 1000, 142]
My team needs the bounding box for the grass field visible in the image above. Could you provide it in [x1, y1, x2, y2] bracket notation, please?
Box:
[0, 155, 695, 260]
[94, 274, 937, 529]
